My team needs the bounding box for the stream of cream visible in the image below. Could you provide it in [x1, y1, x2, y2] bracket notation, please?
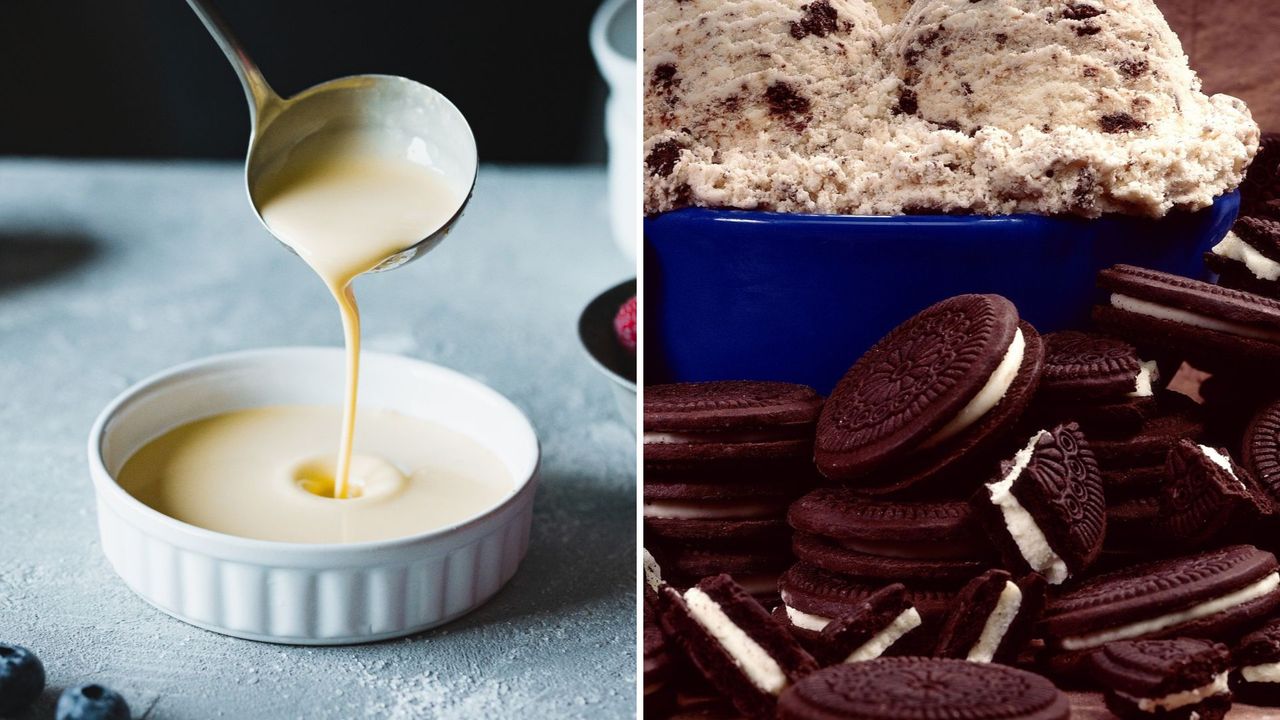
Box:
[254, 129, 458, 498]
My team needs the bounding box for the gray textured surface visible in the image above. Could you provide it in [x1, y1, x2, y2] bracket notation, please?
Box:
[0, 160, 636, 719]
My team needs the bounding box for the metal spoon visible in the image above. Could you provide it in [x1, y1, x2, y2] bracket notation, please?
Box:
[184, 0, 477, 272]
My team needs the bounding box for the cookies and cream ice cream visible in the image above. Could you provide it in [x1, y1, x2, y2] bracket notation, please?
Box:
[644, 0, 1259, 218]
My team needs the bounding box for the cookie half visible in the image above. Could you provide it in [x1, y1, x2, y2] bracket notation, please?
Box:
[1159, 439, 1274, 547]
[775, 582, 920, 666]
[933, 569, 1047, 665]
[776, 658, 1069, 720]
[971, 423, 1104, 585]
[1245, 397, 1280, 501]
[1090, 638, 1232, 720]
[658, 574, 818, 719]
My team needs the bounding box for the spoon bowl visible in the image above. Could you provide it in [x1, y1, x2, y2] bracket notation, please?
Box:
[245, 75, 478, 272]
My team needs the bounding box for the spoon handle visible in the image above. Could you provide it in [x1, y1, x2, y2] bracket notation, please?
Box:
[184, 0, 280, 124]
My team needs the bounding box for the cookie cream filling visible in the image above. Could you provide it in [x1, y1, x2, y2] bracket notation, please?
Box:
[1199, 445, 1248, 492]
[1130, 360, 1158, 398]
[922, 329, 1025, 449]
[784, 605, 833, 632]
[1110, 294, 1280, 343]
[844, 607, 921, 664]
[968, 581, 1022, 663]
[1241, 661, 1280, 683]
[643, 499, 781, 519]
[1115, 671, 1229, 713]
[1213, 231, 1280, 281]
[684, 587, 786, 695]
[1062, 572, 1280, 651]
[985, 430, 1070, 585]
[643, 549, 662, 593]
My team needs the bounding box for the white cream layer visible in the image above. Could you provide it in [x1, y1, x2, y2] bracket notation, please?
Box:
[985, 430, 1070, 585]
[1213, 231, 1280, 281]
[1241, 661, 1280, 683]
[643, 499, 780, 519]
[1062, 572, 1280, 650]
[1130, 360, 1158, 397]
[1199, 445, 1248, 492]
[921, 329, 1025, 449]
[968, 581, 1022, 663]
[1111, 294, 1280, 343]
[684, 587, 786, 695]
[784, 605, 833, 633]
[844, 608, 922, 664]
[1116, 672, 1228, 713]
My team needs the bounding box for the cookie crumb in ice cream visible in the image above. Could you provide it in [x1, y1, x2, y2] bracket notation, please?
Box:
[646, 138, 685, 177]
[790, 0, 842, 39]
[765, 81, 812, 128]
[1099, 112, 1146, 134]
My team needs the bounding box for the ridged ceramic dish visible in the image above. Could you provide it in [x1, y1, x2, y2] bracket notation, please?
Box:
[87, 348, 540, 645]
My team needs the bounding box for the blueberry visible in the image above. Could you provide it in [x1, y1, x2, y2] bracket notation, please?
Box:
[0, 643, 45, 715]
[56, 683, 130, 720]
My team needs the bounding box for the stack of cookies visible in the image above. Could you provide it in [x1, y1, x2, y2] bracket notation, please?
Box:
[643, 381, 822, 604]
[1207, 132, 1280, 301]
[645, 265, 1280, 719]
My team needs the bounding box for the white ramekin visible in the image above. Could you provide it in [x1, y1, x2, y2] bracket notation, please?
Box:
[590, 0, 637, 263]
[87, 347, 540, 645]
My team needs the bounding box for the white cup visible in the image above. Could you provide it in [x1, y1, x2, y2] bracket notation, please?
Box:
[591, 0, 638, 263]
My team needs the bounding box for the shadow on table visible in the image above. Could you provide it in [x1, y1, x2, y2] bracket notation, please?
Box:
[0, 230, 98, 295]
[408, 467, 637, 640]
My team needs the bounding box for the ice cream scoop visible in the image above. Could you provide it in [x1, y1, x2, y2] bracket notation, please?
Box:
[185, 0, 476, 272]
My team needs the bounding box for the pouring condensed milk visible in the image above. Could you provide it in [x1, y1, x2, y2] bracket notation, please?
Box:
[115, 1, 499, 544]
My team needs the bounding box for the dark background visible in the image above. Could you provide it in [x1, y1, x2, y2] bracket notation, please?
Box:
[0, 1, 608, 163]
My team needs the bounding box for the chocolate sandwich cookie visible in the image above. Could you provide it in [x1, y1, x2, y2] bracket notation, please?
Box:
[644, 597, 674, 716]
[1030, 394, 1157, 441]
[933, 569, 1047, 665]
[777, 563, 958, 651]
[1039, 331, 1158, 402]
[1090, 638, 1233, 720]
[1245, 397, 1280, 501]
[1088, 391, 1206, 469]
[815, 294, 1044, 494]
[1043, 545, 1280, 676]
[658, 574, 818, 719]
[1159, 439, 1274, 547]
[787, 490, 991, 582]
[644, 481, 796, 544]
[1101, 494, 1175, 566]
[773, 582, 920, 666]
[776, 658, 1070, 720]
[1206, 218, 1280, 301]
[661, 546, 791, 604]
[971, 423, 1104, 585]
[1242, 133, 1280, 212]
[645, 381, 822, 465]
[1231, 619, 1280, 705]
[1093, 264, 1280, 373]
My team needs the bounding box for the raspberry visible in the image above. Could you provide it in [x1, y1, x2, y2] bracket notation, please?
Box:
[614, 296, 637, 353]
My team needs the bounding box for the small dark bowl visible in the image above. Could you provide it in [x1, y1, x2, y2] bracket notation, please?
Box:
[579, 278, 637, 430]
[645, 192, 1239, 394]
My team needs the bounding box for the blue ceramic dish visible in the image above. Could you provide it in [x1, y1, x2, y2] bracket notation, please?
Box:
[644, 191, 1239, 394]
